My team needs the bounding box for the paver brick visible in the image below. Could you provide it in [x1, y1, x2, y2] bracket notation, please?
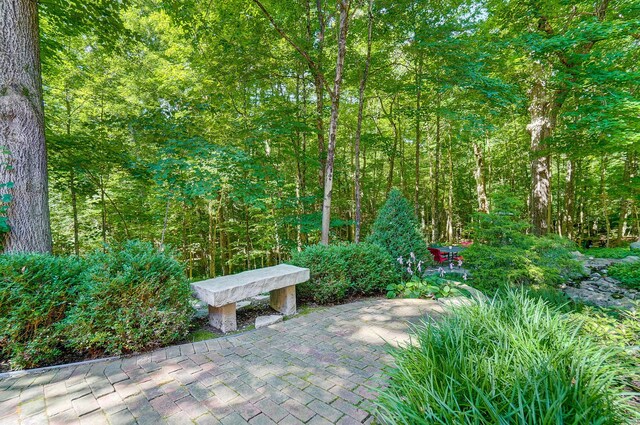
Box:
[308, 399, 343, 422]
[282, 399, 315, 422]
[71, 393, 100, 417]
[0, 299, 437, 425]
[248, 413, 277, 425]
[254, 398, 288, 422]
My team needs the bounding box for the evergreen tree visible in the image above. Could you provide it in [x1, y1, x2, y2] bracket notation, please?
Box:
[367, 188, 429, 275]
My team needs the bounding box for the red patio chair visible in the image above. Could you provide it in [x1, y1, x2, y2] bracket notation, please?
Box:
[428, 247, 446, 264]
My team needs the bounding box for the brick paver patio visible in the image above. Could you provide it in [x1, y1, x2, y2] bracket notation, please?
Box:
[0, 298, 447, 425]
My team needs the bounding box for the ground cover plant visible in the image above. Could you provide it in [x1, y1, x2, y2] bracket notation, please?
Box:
[0, 241, 192, 370]
[608, 262, 640, 290]
[463, 200, 585, 291]
[376, 291, 635, 424]
[290, 242, 399, 304]
[580, 246, 640, 259]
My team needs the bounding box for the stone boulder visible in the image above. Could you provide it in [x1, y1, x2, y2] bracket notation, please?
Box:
[255, 314, 283, 329]
[629, 240, 640, 250]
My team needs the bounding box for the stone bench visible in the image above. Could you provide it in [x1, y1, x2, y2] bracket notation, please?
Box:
[190, 264, 310, 333]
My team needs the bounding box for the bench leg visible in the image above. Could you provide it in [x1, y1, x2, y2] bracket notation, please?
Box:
[270, 285, 296, 316]
[208, 303, 237, 333]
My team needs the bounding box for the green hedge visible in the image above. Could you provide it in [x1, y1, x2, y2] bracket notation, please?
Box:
[290, 242, 400, 304]
[376, 291, 633, 424]
[0, 241, 192, 370]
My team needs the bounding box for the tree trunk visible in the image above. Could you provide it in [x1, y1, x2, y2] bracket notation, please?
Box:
[565, 158, 575, 240]
[100, 176, 107, 246]
[600, 156, 610, 246]
[320, 0, 350, 245]
[353, 0, 373, 244]
[414, 56, 422, 220]
[526, 75, 556, 236]
[617, 151, 631, 243]
[446, 135, 454, 242]
[472, 141, 489, 213]
[430, 103, 441, 242]
[0, 0, 52, 253]
[70, 170, 79, 255]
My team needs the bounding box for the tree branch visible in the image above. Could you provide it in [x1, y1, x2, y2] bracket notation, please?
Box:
[250, 0, 335, 100]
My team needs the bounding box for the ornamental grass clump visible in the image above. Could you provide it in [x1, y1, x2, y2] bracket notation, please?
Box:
[376, 291, 634, 424]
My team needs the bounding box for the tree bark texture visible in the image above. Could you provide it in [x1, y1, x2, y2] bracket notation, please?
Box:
[0, 0, 52, 253]
[526, 74, 556, 236]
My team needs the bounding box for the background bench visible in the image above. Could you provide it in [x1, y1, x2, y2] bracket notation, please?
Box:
[190, 264, 310, 332]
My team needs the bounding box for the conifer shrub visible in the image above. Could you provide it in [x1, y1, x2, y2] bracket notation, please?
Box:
[366, 188, 430, 277]
[376, 291, 633, 424]
[290, 242, 399, 304]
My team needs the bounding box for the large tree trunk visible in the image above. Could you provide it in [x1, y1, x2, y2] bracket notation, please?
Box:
[0, 0, 52, 253]
[526, 76, 556, 236]
[353, 0, 373, 244]
[320, 0, 350, 245]
[472, 141, 489, 213]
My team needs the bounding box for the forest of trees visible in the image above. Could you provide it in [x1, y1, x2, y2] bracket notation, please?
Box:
[1, 0, 638, 277]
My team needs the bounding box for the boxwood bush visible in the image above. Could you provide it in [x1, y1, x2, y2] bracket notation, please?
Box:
[0, 241, 192, 370]
[376, 291, 634, 424]
[290, 242, 400, 304]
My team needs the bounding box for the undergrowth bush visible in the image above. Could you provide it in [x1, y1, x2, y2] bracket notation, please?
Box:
[608, 261, 640, 289]
[376, 291, 634, 424]
[464, 235, 585, 291]
[367, 188, 430, 278]
[0, 241, 192, 370]
[290, 242, 399, 304]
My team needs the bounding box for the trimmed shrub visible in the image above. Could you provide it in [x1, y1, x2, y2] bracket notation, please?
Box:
[376, 291, 633, 424]
[367, 188, 429, 277]
[66, 241, 193, 355]
[0, 255, 86, 369]
[0, 240, 193, 370]
[290, 242, 399, 304]
[608, 261, 640, 290]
